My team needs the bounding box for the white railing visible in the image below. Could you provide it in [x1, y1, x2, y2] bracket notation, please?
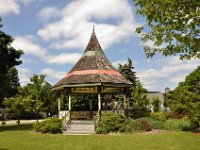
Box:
[59, 111, 70, 131]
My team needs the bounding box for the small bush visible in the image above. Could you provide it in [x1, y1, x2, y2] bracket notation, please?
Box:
[33, 118, 62, 134]
[134, 118, 152, 131]
[166, 112, 187, 119]
[122, 118, 152, 133]
[95, 112, 125, 134]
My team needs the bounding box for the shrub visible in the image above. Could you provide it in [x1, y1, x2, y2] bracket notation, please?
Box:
[33, 118, 62, 134]
[146, 117, 165, 129]
[129, 108, 150, 119]
[150, 112, 167, 121]
[95, 112, 125, 134]
[166, 112, 187, 119]
[134, 118, 152, 131]
[165, 119, 196, 131]
[122, 118, 152, 133]
[147, 116, 196, 131]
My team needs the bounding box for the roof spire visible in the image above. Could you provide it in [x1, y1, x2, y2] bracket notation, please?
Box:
[93, 24, 95, 34]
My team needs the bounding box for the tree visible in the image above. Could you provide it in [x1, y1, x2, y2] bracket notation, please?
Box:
[130, 82, 149, 118]
[184, 66, 200, 94]
[168, 67, 200, 127]
[118, 58, 137, 87]
[0, 18, 23, 107]
[7, 67, 21, 96]
[20, 74, 57, 121]
[3, 96, 32, 125]
[134, 0, 200, 59]
[151, 96, 161, 112]
[118, 58, 137, 109]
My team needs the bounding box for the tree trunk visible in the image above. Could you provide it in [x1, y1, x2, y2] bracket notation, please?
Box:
[36, 112, 39, 122]
[17, 118, 20, 125]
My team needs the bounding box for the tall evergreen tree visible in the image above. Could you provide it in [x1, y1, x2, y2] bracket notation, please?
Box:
[130, 81, 149, 118]
[0, 18, 23, 107]
[118, 58, 137, 87]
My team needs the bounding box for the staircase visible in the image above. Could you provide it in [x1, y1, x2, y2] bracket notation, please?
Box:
[63, 120, 95, 135]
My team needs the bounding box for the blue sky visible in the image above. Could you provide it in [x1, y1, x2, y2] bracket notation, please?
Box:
[1, 0, 200, 92]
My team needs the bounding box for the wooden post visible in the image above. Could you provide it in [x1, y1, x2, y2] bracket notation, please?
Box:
[98, 93, 101, 111]
[58, 98, 61, 118]
[68, 93, 72, 120]
[98, 86, 101, 120]
[123, 88, 128, 117]
[127, 97, 130, 109]
[123, 94, 127, 109]
[89, 99, 92, 119]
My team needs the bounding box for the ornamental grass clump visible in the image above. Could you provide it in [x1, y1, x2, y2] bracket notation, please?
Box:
[122, 118, 152, 133]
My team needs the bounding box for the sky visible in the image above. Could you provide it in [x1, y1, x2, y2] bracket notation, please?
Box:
[1, 0, 199, 92]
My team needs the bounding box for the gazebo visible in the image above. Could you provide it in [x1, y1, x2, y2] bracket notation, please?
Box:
[53, 27, 133, 123]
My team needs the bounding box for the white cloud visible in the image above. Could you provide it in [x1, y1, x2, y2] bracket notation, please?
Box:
[12, 36, 47, 57]
[0, 0, 41, 16]
[112, 60, 127, 68]
[17, 0, 42, 5]
[17, 68, 31, 86]
[38, 7, 61, 21]
[142, 40, 166, 49]
[37, 0, 140, 50]
[44, 53, 81, 64]
[169, 75, 185, 84]
[41, 68, 66, 79]
[137, 57, 200, 91]
[12, 36, 82, 65]
[0, 0, 20, 16]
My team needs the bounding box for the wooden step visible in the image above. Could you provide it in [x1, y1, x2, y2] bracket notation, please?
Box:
[63, 120, 95, 135]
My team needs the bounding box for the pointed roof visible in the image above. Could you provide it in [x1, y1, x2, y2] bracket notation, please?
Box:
[53, 28, 132, 88]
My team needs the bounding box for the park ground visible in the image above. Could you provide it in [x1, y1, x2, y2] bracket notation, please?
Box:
[0, 121, 200, 150]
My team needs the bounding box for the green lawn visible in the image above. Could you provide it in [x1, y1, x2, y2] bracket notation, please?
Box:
[0, 123, 200, 150]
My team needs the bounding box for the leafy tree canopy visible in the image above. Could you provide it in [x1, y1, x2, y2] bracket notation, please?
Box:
[0, 18, 23, 107]
[168, 66, 200, 127]
[19, 74, 57, 120]
[134, 0, 200, 59]
[3, 95, 32, 125]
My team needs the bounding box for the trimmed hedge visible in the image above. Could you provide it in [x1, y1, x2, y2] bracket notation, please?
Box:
[33, 118, 62, 134]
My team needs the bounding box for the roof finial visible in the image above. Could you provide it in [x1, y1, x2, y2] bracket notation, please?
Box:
[93, 24, 95, 34]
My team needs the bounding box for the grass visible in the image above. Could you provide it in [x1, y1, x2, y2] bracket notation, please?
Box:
[0, 123, 200, 150]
